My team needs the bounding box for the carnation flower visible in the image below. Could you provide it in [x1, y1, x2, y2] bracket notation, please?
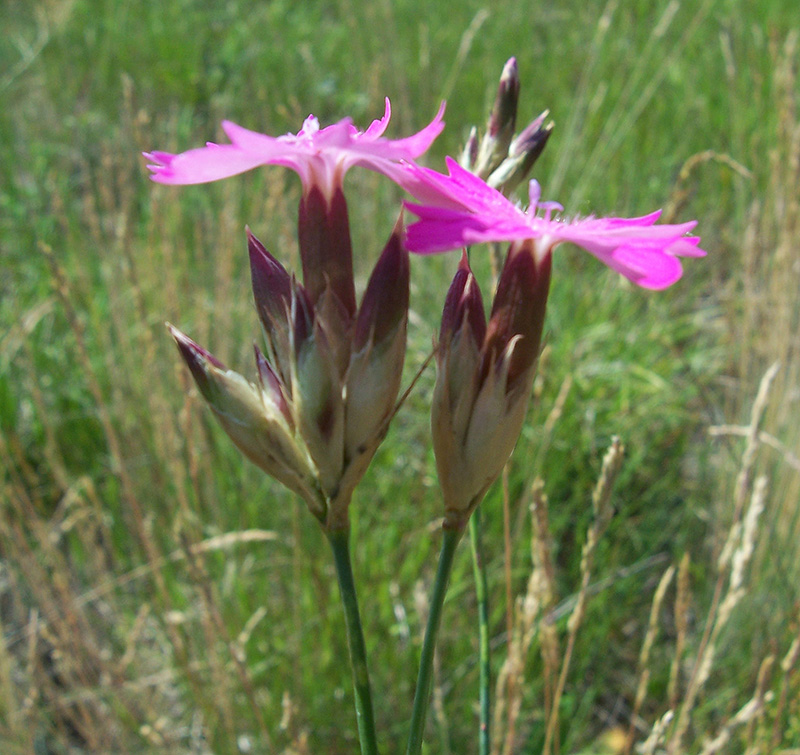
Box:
[145, 99, 445, 200]
[405, 157, 705, 290]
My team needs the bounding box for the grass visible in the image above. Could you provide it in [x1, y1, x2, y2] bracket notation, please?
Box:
[2, 0, 800, 752]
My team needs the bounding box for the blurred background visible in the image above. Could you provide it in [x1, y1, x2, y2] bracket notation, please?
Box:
[1, 0, 799, 752]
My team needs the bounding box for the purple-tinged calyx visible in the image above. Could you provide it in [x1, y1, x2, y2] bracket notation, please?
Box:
[430, 244, 551, 531]
[298, 184, 356, 318]
[439, 250, 487, 350]
[482, 239, 551, 390]
[353, 215, 409, 352]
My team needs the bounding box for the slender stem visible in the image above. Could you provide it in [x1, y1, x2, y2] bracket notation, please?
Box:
[406, 527, 463, 755]
[327, 528, 380, 755]
[469, 508, 491, 755]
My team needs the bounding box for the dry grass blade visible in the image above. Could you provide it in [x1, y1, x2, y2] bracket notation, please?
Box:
[492, 480, 557, 755]
[771, 625, 800, 750]
[667, 553, 691, 711]
[622, 563, 676, 755]
[668, 474, 768, 753]
[542, 437, 624, 755]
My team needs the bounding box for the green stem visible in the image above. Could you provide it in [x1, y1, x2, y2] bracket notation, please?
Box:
[469, 507, 491, 755]
[327, 529, 380, 755]
[406, 527, 463, 755]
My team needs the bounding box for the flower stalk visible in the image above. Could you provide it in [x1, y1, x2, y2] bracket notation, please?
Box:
[328, 528, 380, 755]
[469, 507, 491, 755]
[406, 526, 462, 755]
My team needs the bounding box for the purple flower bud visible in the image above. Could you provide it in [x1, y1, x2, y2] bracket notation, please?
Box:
[488, 111, 553, 191]
[345, 217, 409, 464]
[473, 58, 521, 178]
[439, 251, 486, 350]
[488, 57, 520, 140]
[353, 215, 409, 352]
[168, 324, 325, 518]
[430, 243, 551, 530]
[248, 228, 292, 381]
[509, 110, 552, 159]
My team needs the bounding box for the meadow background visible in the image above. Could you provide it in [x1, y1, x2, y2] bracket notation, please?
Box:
[2, 0, 799, 752]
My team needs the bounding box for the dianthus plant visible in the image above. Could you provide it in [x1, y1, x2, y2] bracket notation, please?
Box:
[146, 58, 703, 755]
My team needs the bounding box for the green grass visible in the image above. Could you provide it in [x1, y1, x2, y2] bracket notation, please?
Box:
[2, 0, 800, 752]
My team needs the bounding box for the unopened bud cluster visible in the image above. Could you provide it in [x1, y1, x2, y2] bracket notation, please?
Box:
[462, 57, 554, 194]
[171, 187, 409, 531]
[432, 243, 551, 530]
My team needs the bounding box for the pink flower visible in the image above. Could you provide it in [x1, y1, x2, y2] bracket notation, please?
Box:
[145, 99, 445, 199]
[404, 157, 705, 290]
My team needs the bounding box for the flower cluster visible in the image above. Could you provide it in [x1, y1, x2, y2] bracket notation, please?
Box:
[147, 59, 707, 755]
[147, 74, 704, 531]
[152, 103, 443, 530]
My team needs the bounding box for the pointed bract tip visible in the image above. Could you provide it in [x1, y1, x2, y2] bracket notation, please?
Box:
[354, 225, 409, 350]
[440, 254, 486, 347]
[254, 344, 280, 392]
[248, 228, 291, 294]
[167, 323, 228, 403]
[167, 323, 226, 370]
[500, 57, 519, 83]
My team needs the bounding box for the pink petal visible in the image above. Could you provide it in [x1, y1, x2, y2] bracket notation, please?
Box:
[146, 144, 273, 184]
[602, 244, 685, 290]
[385, 101, 446, 158]
[362, 98, 392, 139]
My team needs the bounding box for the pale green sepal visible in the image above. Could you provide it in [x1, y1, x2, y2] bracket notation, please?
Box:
[343, 317, 406, 464]
[202, 363, 325, 519]
[290, 320, 345, 497]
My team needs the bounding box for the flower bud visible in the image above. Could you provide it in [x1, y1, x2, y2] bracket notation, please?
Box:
[439, 251, 487, 349]
[460, 126, 479, 173]
[344, 217, 409, 465]
[483, 238, 551, 389]
[248, 228, 292, 384]
[168, 324, 325, 519]
[474, 58, 520, 177]
[488, 57, 520, 140]
[487, 111, 554, 193]
[431, 242, 551, 530]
